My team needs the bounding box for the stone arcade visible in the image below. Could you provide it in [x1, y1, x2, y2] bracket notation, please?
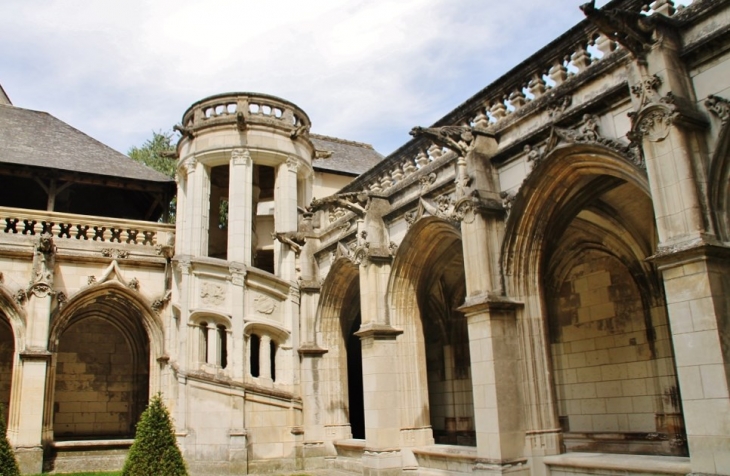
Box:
[1, 0, 730, 475]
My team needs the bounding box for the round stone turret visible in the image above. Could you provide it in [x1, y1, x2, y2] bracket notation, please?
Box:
[175, 92, 314, 276]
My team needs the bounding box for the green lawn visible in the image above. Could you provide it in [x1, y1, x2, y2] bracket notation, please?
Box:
[31, 473, 121, 476]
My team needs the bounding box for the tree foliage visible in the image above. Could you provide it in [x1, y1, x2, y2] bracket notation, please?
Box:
[128, 131, 178, 223]
[122, 394, 187, 476]
[0, 404, 20, 476]
[128, 130, 177, 178]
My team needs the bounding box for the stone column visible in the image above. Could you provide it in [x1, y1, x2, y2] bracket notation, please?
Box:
[179, 158, 198, 256]
[191, 159, 209, 256]
[458, 210, 527, 472]
[626, 26, 730, 474]
[260, 334, 272, 381]
[206, 323, 218, 368]
[275, 157, 299, 281]
[355, 323, 403, 476]
[10, 351, 49, 474]
[228, 149, 254, 265]
[229, 264, 246, 380]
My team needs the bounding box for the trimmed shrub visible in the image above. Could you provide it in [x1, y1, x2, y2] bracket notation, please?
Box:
[122, 394, 187, 476]
[0, 404, 20, 476]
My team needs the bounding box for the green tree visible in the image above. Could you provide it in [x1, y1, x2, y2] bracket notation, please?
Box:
[0, 404, 20, 476]
[122, 394, 187, 476]
[128, 131, 178, 223]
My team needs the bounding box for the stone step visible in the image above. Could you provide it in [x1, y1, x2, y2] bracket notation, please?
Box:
[43, 439, 132, 474]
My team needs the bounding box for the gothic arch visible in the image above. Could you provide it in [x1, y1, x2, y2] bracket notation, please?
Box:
[45, 282, 164, 440]
[314, 257, 361, 438]
[387, 217, 473, 444]
[500, 143, 684, 455]
[0, 285, 25, 434]
[0, 284, 27, 352]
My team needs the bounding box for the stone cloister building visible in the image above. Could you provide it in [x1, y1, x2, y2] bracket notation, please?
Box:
[1, 0, 730, 475]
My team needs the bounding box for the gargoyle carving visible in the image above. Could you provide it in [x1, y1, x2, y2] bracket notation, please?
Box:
[410, 125, 475, 157]
[705, 95, 730, 123]
[290, 124, 310, 140]
[272, 231, 307, 254]
[173, 124, 195, 140]
[308, 191, 370, 217]
[580, 0, 655, 61]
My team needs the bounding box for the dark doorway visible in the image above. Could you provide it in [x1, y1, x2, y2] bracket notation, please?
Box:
[346, 313, 365, 439]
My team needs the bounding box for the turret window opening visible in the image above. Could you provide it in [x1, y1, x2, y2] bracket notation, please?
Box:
[249, 332, 279, 382]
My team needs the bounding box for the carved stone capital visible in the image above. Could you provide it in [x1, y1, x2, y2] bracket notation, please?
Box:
[231, 148, 251, 166]
[286, 157, 300, 172]
[181, 157, 197, 175]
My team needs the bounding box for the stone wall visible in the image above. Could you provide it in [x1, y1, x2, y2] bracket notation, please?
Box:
[550, 252, 663, 434]
[54, 317, 143, 438]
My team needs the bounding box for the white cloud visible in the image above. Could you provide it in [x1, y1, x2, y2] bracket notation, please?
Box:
[0, 0, 694, 156]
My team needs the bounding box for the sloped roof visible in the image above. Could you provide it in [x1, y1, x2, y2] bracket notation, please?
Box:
[0, 104, 173, 183]
[310, 133, 383, 176]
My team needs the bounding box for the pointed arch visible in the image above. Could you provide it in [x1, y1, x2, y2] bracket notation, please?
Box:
[46, 281, 164, 440]
[314, 257, 361, 439]
[499, 143, 685, 456]
[387, 216, 473, 444]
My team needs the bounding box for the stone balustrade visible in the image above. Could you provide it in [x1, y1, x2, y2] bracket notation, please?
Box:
[181, 92, 311, 134]
[0, 207, 174, 247]
[340, 0, 688, 197]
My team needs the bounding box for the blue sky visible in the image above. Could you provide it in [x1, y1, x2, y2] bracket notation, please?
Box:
[0, 0, 691, 157]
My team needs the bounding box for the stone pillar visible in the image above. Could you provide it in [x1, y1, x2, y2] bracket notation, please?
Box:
[191, 159, 209, 256]
[230, 264, 246, 381]
[653, 248, 730, 474]
[228, 149, 254, 265]
[459, 209, 527, 472]
[626, 25, 730, 474]
[355, 323, 403, 476]
[260, 334, 272, 381]
[180, 158, 198, 256]
[10, 351, 49, 474]
[275, 157, 299, 280]
[206, 323, 218, 368]
[460, 301, 525, 467]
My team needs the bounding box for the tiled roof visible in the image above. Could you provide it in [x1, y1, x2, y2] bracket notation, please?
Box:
[310, 133, 383, 176]
[0, 104, 173, 183]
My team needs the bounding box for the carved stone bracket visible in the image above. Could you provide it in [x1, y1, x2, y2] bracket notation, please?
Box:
[102, 248, 129, 259]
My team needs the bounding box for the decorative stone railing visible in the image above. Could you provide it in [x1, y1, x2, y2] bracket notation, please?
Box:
[180, 92, 311, 135]
[0, 207, 174, 248]
[337, 0, 689, 197]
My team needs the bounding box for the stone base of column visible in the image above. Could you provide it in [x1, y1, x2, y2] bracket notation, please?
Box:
[228, 429, 248, 474]
[16, 446, 43, 475]
[301, 441, 331, 470]
[473, 459, 530, 476]
[362, 448, 402, 476]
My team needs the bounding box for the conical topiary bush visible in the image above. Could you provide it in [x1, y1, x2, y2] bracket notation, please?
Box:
[122, 393, 188, 476]
[0, 404, 20, 476]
